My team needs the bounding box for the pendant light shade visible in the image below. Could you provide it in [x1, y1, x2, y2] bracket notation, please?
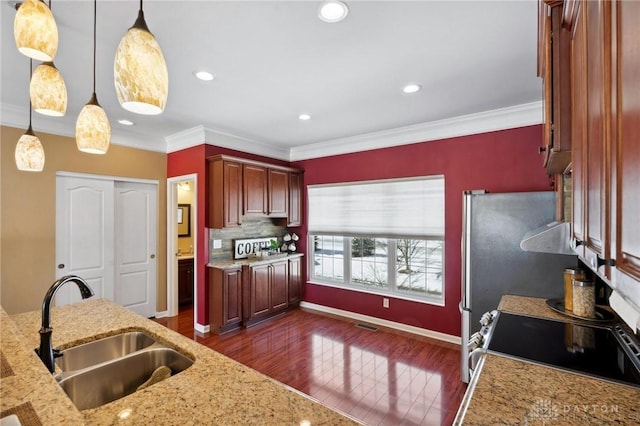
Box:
[76, 94, 111, 154]
[14, 0, 58, 62]
[16, 60, 45, 172]
[30, 61, 67, 116]
[114, 1, 168, 115]
[15, 125, 45, 172]
[76, 0, 110, 154]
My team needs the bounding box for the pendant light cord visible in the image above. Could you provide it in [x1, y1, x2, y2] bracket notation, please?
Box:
[93, 0, 97, 94]
[29, 58, 33, 126]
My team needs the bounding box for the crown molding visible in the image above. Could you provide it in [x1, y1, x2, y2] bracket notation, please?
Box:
[1, 103, 168, 153]
[4, 101, 542, 160]
[165, 125, 290, 161]
[289, 101, 543, 161]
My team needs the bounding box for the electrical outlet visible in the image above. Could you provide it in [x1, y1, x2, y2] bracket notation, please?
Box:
[383, 298, 389, 308]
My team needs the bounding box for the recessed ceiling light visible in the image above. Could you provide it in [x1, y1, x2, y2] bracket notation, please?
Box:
[118, 119, 134, 126]
[402, 83, 422, 94]
[194, 71, 215, 81]
[318, 1, 349, 23]
[298, 114, 311, 121]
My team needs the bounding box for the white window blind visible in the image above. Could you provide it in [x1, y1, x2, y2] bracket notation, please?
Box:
[308, 176, 445, 238]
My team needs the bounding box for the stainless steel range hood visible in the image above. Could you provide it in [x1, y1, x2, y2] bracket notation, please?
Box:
[520, 221, 574, 255]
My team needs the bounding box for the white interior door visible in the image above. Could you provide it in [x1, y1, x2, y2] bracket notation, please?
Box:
[55, 176, 114, 305]
[114, 182, 157, 317]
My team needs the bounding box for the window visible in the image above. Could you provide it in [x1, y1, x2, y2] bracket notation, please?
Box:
[308, 177, 444, 304]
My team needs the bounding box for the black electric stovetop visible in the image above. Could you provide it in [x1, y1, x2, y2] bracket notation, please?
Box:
[486, 312, 640, 387]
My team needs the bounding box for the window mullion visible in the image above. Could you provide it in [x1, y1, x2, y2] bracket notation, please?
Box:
[344, 236, 351, 284]
[388, 239, 397, 291]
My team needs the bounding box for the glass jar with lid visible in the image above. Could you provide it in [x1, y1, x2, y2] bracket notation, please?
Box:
[572, 278, 595, 318]
[564, 267, 585, 311]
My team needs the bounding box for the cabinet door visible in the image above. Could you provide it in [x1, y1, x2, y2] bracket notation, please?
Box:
[223, 268, 242, 325]
[288, 172, 302, 227]
[570, 0, 586, 255]
[268, 169, 288, 217]
[270, 260, 288, 311]
[538, 1, 573, 174]
[244, 165, 268, 215]
[583, 0, 612, 274]
[250, 263, 271, 317]
[208, 159, 242, 229]
[288, 256, 301, 304]
[223, 161, 243, 227]
[178, 259, 193, 305]
[613, 0, 640, 282]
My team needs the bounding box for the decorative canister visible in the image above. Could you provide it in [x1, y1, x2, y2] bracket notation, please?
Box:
[572, 278, 595, 318]
[563, 267, 585, 311]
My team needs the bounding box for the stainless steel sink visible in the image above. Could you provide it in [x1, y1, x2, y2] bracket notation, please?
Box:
[58, 347, 193, 411]
[55, 331, 156, 372]
[50, 331, 194, 411]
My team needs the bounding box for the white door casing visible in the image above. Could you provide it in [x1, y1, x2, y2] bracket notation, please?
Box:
[114, 182, 157, 317]
[55, 176, 115, 305]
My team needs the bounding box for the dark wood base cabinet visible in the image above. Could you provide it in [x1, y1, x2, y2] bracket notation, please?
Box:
[208, 267, 243, 334]
[243, 259, 291, 327]
[208, 255, 303, 334]
[178, 258, 194, 306]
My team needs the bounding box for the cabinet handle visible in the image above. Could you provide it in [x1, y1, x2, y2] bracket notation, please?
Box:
[596, 256, 615, 268]
[538, 146, 547, 153]
[570, 239, 583, 250]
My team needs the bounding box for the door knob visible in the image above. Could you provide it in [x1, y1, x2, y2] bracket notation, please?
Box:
[58, 264, 65, 269]
[150, 254, 156, 259]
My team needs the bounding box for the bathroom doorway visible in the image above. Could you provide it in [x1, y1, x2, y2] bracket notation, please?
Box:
[167, 174, 198, 329]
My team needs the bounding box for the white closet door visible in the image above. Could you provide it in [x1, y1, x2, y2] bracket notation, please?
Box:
[114, 181, 157, 318]
[55, 176, 115, 306]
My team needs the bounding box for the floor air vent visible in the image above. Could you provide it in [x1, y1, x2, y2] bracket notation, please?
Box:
[355, 323, 378, 332]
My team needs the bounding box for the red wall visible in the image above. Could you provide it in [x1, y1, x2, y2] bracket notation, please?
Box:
[167, 144, 290, 326]
[293, 125, 552, 337]
[167, 125, 551, 334]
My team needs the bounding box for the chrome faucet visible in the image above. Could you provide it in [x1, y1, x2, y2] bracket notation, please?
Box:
[37, 275, 94, 373]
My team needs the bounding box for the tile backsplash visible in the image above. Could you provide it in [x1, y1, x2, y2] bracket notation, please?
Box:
[208, 217, 290, 262]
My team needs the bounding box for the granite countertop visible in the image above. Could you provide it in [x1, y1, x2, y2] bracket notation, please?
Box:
[208, 252, 303, 269]
[1, 299, 359, 425]
[454, 295, 640, 425]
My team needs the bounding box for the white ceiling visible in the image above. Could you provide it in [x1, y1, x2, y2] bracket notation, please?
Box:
[1, 0, 542, 160]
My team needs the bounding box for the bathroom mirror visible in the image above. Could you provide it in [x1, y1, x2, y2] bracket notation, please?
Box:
[178, 204, 191, 237]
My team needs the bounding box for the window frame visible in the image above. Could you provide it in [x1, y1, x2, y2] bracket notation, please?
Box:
[308, 233, 445, 306]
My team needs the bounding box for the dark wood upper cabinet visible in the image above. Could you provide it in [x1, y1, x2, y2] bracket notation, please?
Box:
[539, 0, 573, 175]
[612, 0, 640, 284]
[208, 157, 242, 229]
[560, 0, 639, 285]
[243, 164, 268, 216]
[268, 169, 288, 218]
[287, 172, 302, 227]
[207, 155, 303, 229]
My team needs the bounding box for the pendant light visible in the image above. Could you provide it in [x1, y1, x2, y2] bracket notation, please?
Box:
[15, 60, 45, 172]
[14, 0, 58, 62]
[76, 0, 110, 154]
[29, 0, 67, 117]
[114, 0, 168, 115]
[30, 61, 67, 116]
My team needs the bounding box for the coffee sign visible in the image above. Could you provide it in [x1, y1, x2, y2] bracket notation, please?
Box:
[234, 237, 276, 259]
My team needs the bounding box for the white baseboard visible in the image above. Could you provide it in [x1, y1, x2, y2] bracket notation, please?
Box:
[154, 310, 169, 318]
[299, 301, 461, 345]
[195, 323, 209, 334]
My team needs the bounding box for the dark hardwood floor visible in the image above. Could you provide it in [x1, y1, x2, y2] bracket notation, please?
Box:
[153, 306, 466, 425]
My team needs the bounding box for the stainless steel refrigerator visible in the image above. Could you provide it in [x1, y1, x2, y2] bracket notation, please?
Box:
[460, 190, 577, 383]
